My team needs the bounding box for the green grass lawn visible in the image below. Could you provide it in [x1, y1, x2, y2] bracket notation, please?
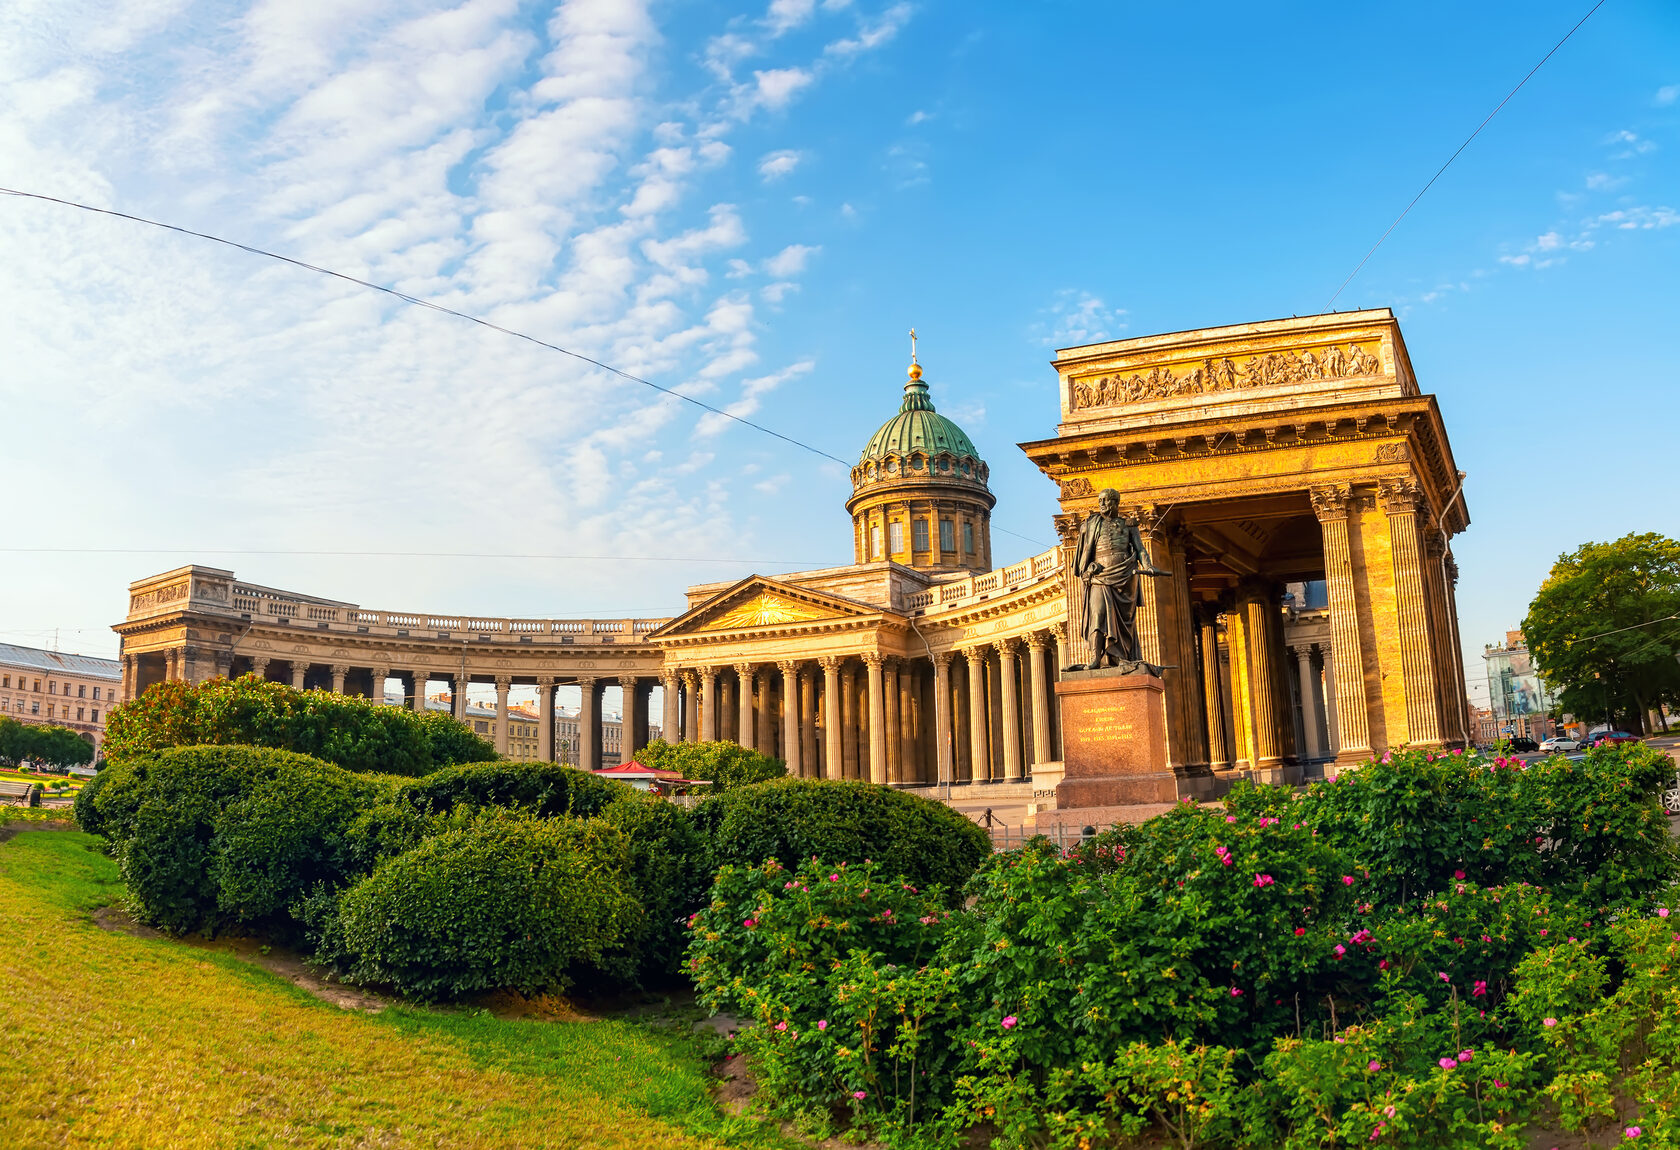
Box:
[0, 830, 789, 1149]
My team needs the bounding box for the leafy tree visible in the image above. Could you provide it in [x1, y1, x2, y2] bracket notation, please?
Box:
[634, 738, 786, 791]
[103, 675, 497, 775]
[1523, 532, 1680, 734]
[0, 717, 95, 769]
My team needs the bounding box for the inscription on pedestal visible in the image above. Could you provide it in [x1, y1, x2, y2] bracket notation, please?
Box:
[1055, 669, 1181, 806]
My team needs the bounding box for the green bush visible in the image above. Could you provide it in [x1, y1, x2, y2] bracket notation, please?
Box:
[597, 798, 711, 983]
[1301, 743, 1679, 909]
[333, 813, 641, 999]
[692, 778, 990, 897]
[71, 767, 111, 836]
[102, 676, 495, 777]
[398, 759, 633, 819]
[634, 738, 786, 791]
[91, 745, 383, 935]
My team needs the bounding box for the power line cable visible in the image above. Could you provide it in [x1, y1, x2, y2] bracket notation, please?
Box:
[0, 546, 842, 565]
[1325, 0, 1609, 310]
[0, 186, 852, 468]
[0, 188, 1051, 548]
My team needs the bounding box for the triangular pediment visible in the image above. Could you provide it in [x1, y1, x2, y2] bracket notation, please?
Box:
[648, 576, 882, 640]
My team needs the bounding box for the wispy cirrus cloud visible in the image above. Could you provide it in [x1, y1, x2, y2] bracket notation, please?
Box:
[0, 0, 905, 627]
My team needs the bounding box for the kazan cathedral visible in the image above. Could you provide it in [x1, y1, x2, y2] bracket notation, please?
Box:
[114, 309, 1473, 805]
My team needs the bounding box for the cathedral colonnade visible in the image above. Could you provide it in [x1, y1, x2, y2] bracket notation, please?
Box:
[653, 628, 1065, 786]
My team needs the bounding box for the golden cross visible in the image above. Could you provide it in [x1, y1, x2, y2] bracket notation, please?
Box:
[909, 327, 918, 365]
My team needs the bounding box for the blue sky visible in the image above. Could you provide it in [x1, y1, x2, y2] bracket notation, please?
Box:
[2, 0, 1676, 709]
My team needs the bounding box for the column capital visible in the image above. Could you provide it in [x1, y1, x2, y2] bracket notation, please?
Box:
[963, 645, 987, 667]
[732, 661, 755, 677]
[817, 655, 841, 672]
[931, 650, 954, 668]
[1128, 502, 1166, 538]
[1289, 642, 1315, 659]
[1378, 477, 1423, 515]
[251, 656, 270, 672]
[494, 675, 512, 690]
[1423, 526, 1447, 559]
[993, 636, 1021, 657]
[536, 675, 556, 687]
[1309, 483, 1353, 523]
[576, 673, 599, 687]
[1052, 512, 1082, 547]
[331, 663, 350, 677]
[861, 653, 883, 669]
[1026, 631, 1049, 652]
[777, 658, 800, 675]
[618, 673, 638, 689]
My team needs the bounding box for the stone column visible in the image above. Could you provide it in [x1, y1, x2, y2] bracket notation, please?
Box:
[932, 652, 954, 786]
[799, 668, 818, 777]
[452, 675, 469, 720]
[409, 671, 426, 712]
[1027, 634, 1052, 772]
[1051, 622, 1069, 677]
[883, 659, 902, 783]
[682, 672, 699, 742]
[578, 676, 601, 772]
[841, 663, 859, 779]
[493, 676, 511, 755]
[1167, 529, 1210, 769]
[996, 639, 1023, 781]
[756, 668, 776, 755]
[864, 654, 886, 784]
[1198, 612, 1231, 769]
[330, 665, 348, 695]
[1311, 485, 1372, 762]
[820, 657, 843, 779]
[1224, 606, 1253, 769]
[1240, 583, 1284, 771]
[1424, 531, 1464, 746]
[1381, 480, 1444, 748]
[250, 656, 270, 683]
[291, 661, 307, 690]
[778, 661, 801, 776]
[1055, 513, 1091, 669]
[619, 675, 643, 760]
[538, 677, 555, 762]
[1442, 552, 1471, 748]
[1321, 645, 1342, 755]
[964, 647, 989, 783]
[1294, 645, 1322, 759]
[900, 665, 920, 782]
[697, 666, 718, 742]
[662, 671, 680, 746]
[368, 665, 388, 702]
[734, 663, 756, 752]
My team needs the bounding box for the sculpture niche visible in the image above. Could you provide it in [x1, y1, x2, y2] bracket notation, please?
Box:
[1075, 488, 1171, 674]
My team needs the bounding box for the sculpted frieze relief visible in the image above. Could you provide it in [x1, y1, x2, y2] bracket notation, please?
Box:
[1069, 340, 1383, 411]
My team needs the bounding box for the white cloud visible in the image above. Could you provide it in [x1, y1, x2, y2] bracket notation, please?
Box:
[1658, 84, 1680, 107]
[765, 0, 817, 36]
[0, 0, 876, 634]
[752, 66, 813, 111]
[1037, 289, 1125, 347]
[825, 2, 910, 57]
[758, 148, 804, 180]
[1585, 171, 1627, 191]
[1605, 128, 1658, 159]
[763, 242, 819, 276]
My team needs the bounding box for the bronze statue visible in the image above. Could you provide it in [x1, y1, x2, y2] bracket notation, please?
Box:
[1075, 488, 1170, 671]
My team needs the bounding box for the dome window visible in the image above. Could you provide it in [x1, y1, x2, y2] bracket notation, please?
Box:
[886, 458, 899, 475]
[939, 457, 951, 473]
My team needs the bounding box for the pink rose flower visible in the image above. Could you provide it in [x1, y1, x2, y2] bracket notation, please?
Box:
[1001, 1015, 1018, 1030]
[774, 1021, 787, 1031]
[1438, 1057, 1457, 1069]
[1367, 1060, 1381, 1071]
[817, 1019, 827, 1030]
[1342, 875, 1355, 886]
[1543, 1017, 1558, 1027]
[1230, 987, 1242, 997]
[853, 1091, 867, 1100]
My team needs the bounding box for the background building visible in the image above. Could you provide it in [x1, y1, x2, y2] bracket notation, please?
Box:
[0, 642, 121, 757]
[1482, 631, 1556, 743]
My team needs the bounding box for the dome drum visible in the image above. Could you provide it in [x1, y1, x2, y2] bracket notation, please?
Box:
[849, 360, 994, 573]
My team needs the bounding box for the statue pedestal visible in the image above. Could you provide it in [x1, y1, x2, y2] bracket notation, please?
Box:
[1053, 668, 1191, 808]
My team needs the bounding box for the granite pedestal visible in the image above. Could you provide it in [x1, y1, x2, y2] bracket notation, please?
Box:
[1053, 667, 1213, 809]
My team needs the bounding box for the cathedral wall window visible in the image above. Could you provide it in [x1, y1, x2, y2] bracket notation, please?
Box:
[888, 521, 905, 554]
[912, 519, 929, 552]
[963, 522, 975, 553]
[940, 518, 955, 551]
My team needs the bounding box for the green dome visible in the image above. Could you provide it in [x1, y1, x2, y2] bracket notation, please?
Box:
[859, 368, 981, 463]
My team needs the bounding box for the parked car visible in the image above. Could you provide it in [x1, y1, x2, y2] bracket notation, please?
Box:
[1505, 737, 1540, 753]
[1589, 730, 1641, 746]
[1539, 735, 1581, 753]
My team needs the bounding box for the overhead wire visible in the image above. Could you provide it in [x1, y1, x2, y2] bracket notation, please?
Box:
[1325, 0, 1609, 310]
[0, 185, 851, 468]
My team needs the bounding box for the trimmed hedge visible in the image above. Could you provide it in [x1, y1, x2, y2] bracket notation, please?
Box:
[692, 778, 991, 898]
[398, 760, 634, 819]
[334, 814, 641, 999]
[598, 798, 712, 981]
[92, 745, 385, 935]
[103, 676, 496, 777]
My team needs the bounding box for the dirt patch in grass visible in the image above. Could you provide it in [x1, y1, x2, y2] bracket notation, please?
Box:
[0, 818, 74, 843]
[90, 904, 389, 1013]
